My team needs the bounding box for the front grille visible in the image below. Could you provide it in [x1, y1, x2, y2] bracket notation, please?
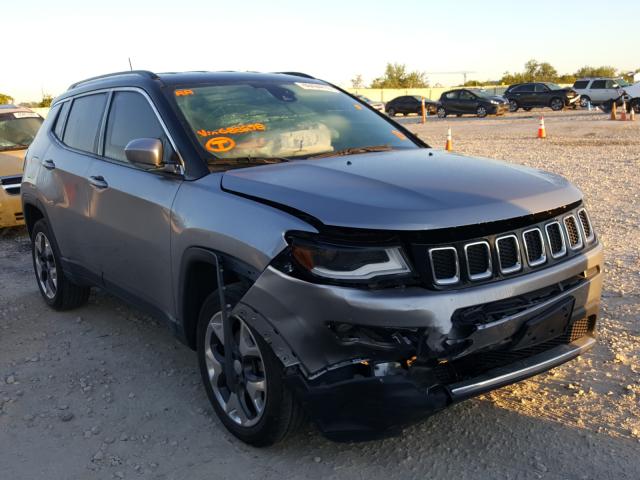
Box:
[522, 228, 546, 266]
[429, 247, 459, 285]
[496, 235, 521, 273]
[563, 215, 583, 250]
[545, 222, 566, 258]
[577, 208, 594, 243]
[1, 175, 21, 196]
[465, 241, 491, 280]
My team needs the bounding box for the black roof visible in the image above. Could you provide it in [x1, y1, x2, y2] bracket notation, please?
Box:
[56, 70, 319, 103]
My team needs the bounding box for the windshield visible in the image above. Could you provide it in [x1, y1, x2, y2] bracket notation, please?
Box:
[469, 89, 493, 98]
[0, 112, 43, 151]
[616, 78, 630, 87]
[172, 80, 418, 170]
[545, 83, 563, 90]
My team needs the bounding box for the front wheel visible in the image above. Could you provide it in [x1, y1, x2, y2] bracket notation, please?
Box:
[197, 285, 304, 446]
[476, 105, 487, 118]
[550, 97, 564, 111]
[437, 107, 447, 118]
[31, 219, 90, 310]
[387, 108, 396, 117]
[580, 96, 591, 108]
[509, 100, 519, 112]
[631, 99, 640, 113]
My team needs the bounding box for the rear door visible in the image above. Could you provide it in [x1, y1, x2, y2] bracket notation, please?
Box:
[589, 80, 608, 102]
[40, 94, 107, 278]
[534, 83, 551, 106]
[442, 91, 459, 112]
[457, 90, 478, 113]
[85, 89, 183, 317]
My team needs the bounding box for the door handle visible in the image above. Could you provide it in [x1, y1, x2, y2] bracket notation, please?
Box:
[42, 159, 56, 170]
[88, 175, 109, 189]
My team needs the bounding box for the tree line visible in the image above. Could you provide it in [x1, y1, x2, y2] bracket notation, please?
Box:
[353, 60, 638, 89]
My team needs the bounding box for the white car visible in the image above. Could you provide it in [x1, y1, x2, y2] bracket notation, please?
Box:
[572, 78, 628, 108]
[622, 81, 640, 113]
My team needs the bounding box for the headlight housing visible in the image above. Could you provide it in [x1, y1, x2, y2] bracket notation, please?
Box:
[273, 234, 414, 286]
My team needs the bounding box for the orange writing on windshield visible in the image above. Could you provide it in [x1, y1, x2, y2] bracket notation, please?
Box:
[197, 123, 266, 137]
[391, 130, 407, 140]
[175, 89, 194, 96]
[205, 136, 236, 153]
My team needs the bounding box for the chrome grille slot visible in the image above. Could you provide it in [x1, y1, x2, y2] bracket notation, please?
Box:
[495, 235, 521, 274]
[577, 208, 594, 243]
[522, 228, 546, 267]
[545, 221, 566, 258]
[464, 241, 492, 281]
[429, 247, 459, 285]
[563, 215, 583, 250]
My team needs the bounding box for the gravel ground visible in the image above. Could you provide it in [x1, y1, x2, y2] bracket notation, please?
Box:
[1, 109, 639, 480]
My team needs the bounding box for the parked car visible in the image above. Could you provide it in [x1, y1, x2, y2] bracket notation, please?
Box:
[355, 94, 385, 112]
[436, 88, 509, 118]
[385, 95, 437, 116]
[622, 81, 640, 113]
[572, 78, 627, 108]
[22, 70, 603, 446]
[504, 83, 580, 112]
[0, 105, 43, 228]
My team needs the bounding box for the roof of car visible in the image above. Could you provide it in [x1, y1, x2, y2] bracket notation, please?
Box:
[56, 70, 321, 103]
[0, 105, 38, 115]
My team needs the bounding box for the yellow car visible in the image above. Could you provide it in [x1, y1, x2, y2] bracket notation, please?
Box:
[0, 105, 43, 227]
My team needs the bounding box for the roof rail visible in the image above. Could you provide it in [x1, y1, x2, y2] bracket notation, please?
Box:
[274, 71, 315, 79]
[68, 70, 159, 90]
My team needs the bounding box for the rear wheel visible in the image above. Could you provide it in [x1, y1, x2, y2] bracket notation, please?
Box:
[509, 100, 519, 112]
[550, 97, 564, 111]
[456, 114, 463, 117]
[31, 219, 90, 310]
[631, 99, 640, 113]
[476, 105, 487, 118]
[197, 285, 303, 446]
[387, 108, 396, 117]
[580, 96, 591, 108]
[437, 107, 447, 118]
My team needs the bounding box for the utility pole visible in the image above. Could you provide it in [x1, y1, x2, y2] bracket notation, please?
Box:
[128, 58, 133, 71]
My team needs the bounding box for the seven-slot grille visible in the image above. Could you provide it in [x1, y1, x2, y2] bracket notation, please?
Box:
[425, 207, 595, 287]
[1, 175, 21, 196]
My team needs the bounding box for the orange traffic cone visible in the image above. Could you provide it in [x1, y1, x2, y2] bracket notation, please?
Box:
[630, 107, 636, 122]
[610, 101, 617, 120]
[445, 127, 453, 151]
[621, 101, 627, 121]
[537, 116, 546, 139]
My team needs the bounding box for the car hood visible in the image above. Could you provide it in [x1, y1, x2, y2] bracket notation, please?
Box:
[221, 149, 582, 231]
[0, 149, 25, 177]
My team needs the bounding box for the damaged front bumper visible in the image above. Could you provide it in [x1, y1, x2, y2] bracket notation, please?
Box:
[233, 242, 603, 439]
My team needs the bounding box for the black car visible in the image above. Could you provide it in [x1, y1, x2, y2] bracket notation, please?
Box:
[436, 89, 509, 118]
[504, 82, 580, 112]
[385, 95, 437, 117]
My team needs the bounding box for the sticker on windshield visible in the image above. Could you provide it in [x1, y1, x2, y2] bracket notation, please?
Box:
[197, 123, 266, 137]
[295, 82, 338, 93]
[175, 89, 194, 97]
[13, 112, 39, 119]
[391, 130, 407, 140]
[353, 104, 363, 110]
[205, 136, 236, 153]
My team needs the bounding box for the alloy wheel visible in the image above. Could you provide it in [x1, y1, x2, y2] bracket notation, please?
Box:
[34, 231, 57, 299]
[550, 98, 564, 111]
[477, 106, 487, 117]
[509, 100, 518, 112]
[437, 107, 446, 118]
[204, 312, 267, 427]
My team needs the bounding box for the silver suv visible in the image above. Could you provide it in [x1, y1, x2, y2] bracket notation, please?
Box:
[22, 70, 604, 446]
[572, 77, 628, 107]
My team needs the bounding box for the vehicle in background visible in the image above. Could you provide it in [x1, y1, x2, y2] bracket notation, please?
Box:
[436, 89, 509, 118]
[0, 105, 43, 228]
[572, 78, 628, 108]
[622, 81, 640, 113]
[504, 83, 580, 112]
[385, 95, 437, 117]
[355, 94, 385, 112]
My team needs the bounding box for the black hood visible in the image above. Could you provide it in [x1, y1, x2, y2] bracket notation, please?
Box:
[221, 149, 582, 231]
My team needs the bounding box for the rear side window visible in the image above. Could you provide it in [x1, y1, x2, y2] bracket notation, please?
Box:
[104, 91, 165, 163]
[63, 94, 107, 153]
[591, 80, 606, 89]
[573, 80, 589, 89]
[444, 91, 458, 99]
[53, 101, 71, 139]
[512, 84, 532, 93]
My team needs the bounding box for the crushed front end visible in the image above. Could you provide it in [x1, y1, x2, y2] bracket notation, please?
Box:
[234, 204, 603, 440]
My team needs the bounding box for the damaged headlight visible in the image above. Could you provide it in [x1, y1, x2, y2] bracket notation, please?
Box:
[274, 234, 414, 285]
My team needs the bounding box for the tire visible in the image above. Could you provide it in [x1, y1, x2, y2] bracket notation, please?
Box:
[476, 105, 487, 118]
[197, 285, 304, 446]
[580, 96, 591, 108]
[456, 114, 463, 117]
[31, 219, 90, 310]
[550, 97, 564, 111]
[631, 99, 640, 114]
[387, 108, 396, 117]
[523, 107, 533, 111]
[508, 100, 519, 112]
[437, 107, 447, 118]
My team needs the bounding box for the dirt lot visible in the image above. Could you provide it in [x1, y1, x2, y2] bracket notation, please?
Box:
[1, 109, 639, 480]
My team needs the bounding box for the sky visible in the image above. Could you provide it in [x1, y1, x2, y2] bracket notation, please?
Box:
[3, 0, 639, 102]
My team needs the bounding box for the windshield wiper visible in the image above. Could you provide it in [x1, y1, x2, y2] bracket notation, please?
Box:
[307, 145, 393, 159]
[209, 156, 291, 167]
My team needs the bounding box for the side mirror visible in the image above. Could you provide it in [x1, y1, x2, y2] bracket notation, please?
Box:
[124, 138, 164, 168]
